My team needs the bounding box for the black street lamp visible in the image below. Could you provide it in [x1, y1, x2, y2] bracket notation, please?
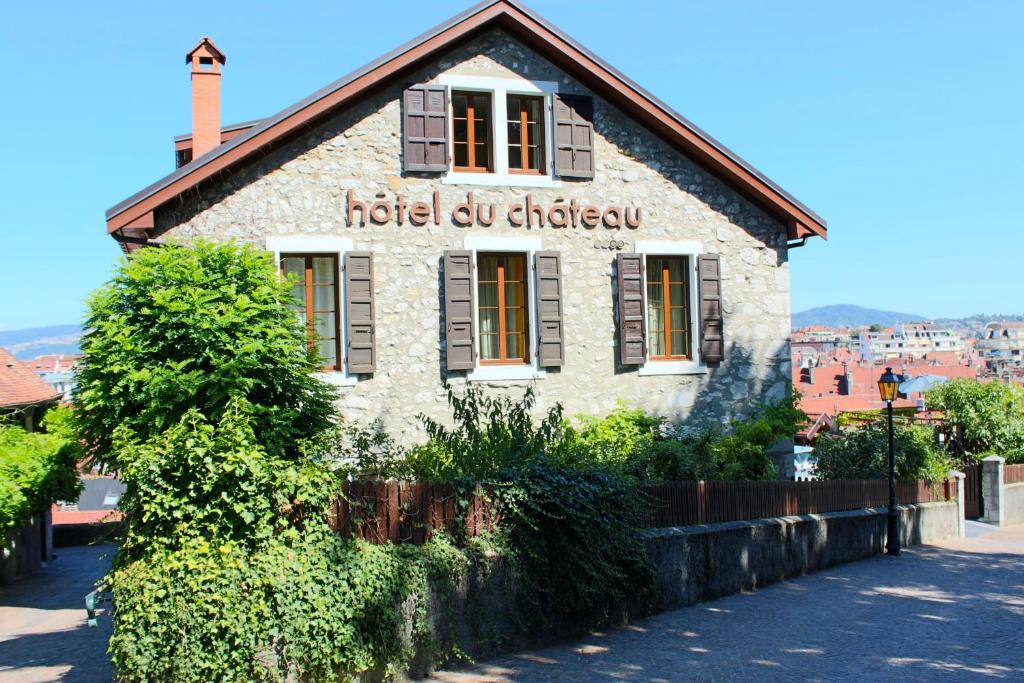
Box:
[877, 367, 901, 556]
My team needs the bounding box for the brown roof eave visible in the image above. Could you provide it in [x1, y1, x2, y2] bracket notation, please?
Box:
[105, 0, 826, 239]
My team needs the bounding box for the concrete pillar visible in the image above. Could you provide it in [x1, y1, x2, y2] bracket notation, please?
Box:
[950, 471, 966, 537]
[981, 455, 1005, 526]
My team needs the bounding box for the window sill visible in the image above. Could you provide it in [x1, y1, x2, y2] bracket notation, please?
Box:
[443, 172, 561, 188]
[467, 364, 546, 382]
[637, 360, 707, 376]
[314, 371, 359, 387]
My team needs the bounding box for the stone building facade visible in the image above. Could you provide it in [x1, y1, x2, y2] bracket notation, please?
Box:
[106, 1, 827, 442]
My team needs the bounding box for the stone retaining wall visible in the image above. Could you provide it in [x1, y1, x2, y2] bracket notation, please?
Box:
[395, 501, 958, 680]
[1003, 483, 1024, 527]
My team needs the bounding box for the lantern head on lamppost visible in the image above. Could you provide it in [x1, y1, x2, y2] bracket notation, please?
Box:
[877, 367, 900, 403]
[878, 367, 900, 556]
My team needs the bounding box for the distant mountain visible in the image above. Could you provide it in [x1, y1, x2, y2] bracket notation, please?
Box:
[0, 324, 82, 360]
[792, 305, 926, 329]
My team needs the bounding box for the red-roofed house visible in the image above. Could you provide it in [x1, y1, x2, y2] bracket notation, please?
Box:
[0, 347, 62, 431]
[794, 359, 977, 418]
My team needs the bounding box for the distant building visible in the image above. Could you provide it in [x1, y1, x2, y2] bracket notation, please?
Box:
[0, 348, 62, 431]
[977, 322, 1024, 375]
[793, 357, 976, 418]
[860, 322, 964, 361]
[22, 354, 81, 401]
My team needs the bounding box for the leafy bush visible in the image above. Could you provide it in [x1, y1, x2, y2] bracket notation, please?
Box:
[408, 384, 571, 480]
[107, 399, 479, 682]
[74, 240, 335, 463]
[812, 421, 952, 481]
[926, 379, 1024, 463]
[490, 463, 656, 626]
[0, 424, 82, 536]
[562, 393, 805, 482]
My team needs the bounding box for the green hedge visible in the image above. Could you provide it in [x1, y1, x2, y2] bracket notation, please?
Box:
[0, 422, 82, 536]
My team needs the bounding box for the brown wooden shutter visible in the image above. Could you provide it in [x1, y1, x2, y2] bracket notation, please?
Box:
[553, 94, 595, 179]
[534, 251, 564, 367]
[443, 250, 476, 371]
[344, 252, 376, 374]
[403, 85, 448, 172]
[697, 254, 724, 364]
[616, 253, 646, 365]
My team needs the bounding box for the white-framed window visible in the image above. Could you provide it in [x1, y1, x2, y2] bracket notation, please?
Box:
[437, 74, 560, 188]
[634, 240, 708, 376]
[266, 236, 357, 387]
[464, 235, 546, 381]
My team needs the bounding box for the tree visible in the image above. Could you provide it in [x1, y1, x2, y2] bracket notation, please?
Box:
[868, 323, 884, 333]
[1, 424, 82, 536]
[812, 421, 950, 481]
[73, 240, 335, 464]
[925, 379, 1024, 464]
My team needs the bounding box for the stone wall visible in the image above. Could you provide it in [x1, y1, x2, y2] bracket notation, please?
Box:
[155, 29, 793, 442]
[1, 512, 49, 585]
[382, 501, 959, 680]
[1003, 483, 1024, 526]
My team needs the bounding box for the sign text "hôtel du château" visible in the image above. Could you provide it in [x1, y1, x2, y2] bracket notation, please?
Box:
[346, 191, 643, 230]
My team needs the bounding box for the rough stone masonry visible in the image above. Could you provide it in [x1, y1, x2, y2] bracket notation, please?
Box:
[155, 29, 793, 443]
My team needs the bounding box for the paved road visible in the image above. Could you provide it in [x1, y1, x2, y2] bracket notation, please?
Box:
[428, 524, 1024, 682]
[2, 529, 1022, 683]
[0, 544, 114, 683]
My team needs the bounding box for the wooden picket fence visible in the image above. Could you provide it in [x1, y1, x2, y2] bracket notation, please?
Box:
[645, 478, 953, 528]
[1005, 463, 1024, 485]
[329, 477, 954, 545]
[327, 480, 497, 545]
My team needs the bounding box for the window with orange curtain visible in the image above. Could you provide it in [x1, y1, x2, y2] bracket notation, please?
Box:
[506, 94, 545, 173]
[280, 254, 341, 370]
[645, 255, 691, 360]
[452, 91, 493, 172]
[477, 252, 529, 364]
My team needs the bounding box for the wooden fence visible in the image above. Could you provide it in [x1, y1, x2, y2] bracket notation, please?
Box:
[1005, 463, 1024, 485]
[645, 478, 952, 528]
[329, 477, 954, 545]
[327, 480, 497, 544]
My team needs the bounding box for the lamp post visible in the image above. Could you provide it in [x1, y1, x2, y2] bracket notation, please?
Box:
[877, 367, 900, 556]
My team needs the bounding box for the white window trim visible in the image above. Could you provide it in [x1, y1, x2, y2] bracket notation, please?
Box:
[464, 235, 546, 382]
[266, 235, 358, 386]
[437, 74, 561, 188]
[634, 240, 708, 376]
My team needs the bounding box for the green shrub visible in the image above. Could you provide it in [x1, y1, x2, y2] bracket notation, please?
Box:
[107, 400, 480, 682]
[109, 529, 471, 682]
[926, 379, 1024, 464]
[408, 384, 571, 480]
[0, 424, 82, 536]
[812, 421, 951, 481]
[563, 393, 804, 482]
[74, 240, 335, 463]
[490, 463, 656, 627]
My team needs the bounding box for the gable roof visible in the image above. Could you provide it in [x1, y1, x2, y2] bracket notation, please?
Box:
[186, 37, 226, 65]
[0, 348, 62, 410]
[106, 0, 827, 242]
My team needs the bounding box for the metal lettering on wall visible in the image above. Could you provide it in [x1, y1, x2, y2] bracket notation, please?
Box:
[346, 191, 642, 230]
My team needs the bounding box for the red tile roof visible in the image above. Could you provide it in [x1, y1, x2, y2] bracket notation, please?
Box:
[22, 354, 82, 374]
[51, 508, 123, 525]
[793, 359, 977, 416]
[0, 347, 62, 409]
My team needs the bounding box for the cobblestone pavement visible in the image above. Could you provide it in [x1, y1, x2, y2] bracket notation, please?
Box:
[0, 544, 114, 683]
[2, 529, 1022, 683]
[428, 525, 1024, 682]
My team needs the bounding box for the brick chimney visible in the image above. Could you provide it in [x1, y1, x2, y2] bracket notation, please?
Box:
[187, 38, 226, 159]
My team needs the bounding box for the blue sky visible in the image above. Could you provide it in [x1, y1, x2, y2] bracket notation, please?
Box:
[1, 0, 1021, 330]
